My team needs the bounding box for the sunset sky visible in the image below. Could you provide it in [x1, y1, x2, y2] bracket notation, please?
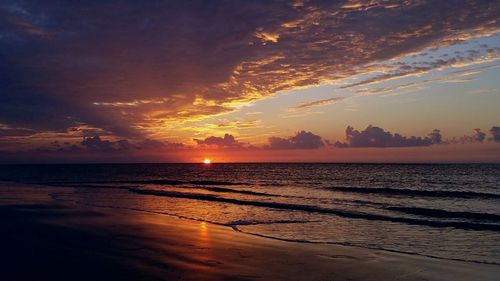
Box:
[1, 0, 499, 163]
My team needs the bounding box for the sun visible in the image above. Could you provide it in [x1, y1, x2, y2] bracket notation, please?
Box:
[203, 158, 211, 164]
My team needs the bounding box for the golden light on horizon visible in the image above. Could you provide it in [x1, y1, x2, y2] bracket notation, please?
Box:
[203, 158, 211, 164]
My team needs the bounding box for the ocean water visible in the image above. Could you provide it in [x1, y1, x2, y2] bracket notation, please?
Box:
[0, 163, 499, 264]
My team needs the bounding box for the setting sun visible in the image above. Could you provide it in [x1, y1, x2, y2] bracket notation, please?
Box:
[203, 158, 211, 164]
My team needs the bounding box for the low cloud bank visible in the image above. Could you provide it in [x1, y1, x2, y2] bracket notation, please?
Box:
[333, 125, 500, 148]
[268, 131, 324, 150]
[490, 127, 500, 143]
[194, 134, 243, 148]
[333, 125, 442, 148]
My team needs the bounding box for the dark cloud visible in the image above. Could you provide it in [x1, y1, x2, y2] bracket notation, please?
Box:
[334, 125, 442, 148]
[194, 134, 243, 148]
[81, 135, 115, 152]
[135, 139, 183, 150]
[0, 135, 185, 163]
[268, 131, 324, 149]
[447, 127, 500, 144]
[0, 0, 498, 143]
[490, 126, 500, 143]
[448, 128, 487, 144]
[474, 129, 487, 143]
[67, 125, 110, 138]
[62, 135, 184, 153]
[428, 129, 442, 145]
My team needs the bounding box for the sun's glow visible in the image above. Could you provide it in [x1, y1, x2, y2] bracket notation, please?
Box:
[203, 158, 211, 164]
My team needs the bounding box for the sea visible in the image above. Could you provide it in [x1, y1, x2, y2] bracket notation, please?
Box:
[0, 163, 498, 264]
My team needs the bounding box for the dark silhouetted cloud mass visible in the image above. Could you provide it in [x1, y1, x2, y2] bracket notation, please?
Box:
[472, 129, 487, 143]
[194, 134, 242, 148]
[334, 125, 442, 148]
[448, 128, 487, 144]
[268, 131, 324, 149]
[490, 126, 500, 143]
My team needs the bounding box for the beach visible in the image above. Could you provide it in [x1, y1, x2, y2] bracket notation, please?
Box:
[1, 182, 498, 281]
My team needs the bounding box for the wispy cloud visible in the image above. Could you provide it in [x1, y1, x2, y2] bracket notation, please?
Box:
[342, 49, 500, 90]
[468, 88, 497, 95]
[289, 97, 345, 110]
[354, 61, 500, 96]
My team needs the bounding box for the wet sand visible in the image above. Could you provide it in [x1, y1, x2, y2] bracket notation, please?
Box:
[1, 182, 499, 281]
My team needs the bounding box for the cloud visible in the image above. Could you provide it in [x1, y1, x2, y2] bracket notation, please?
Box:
[135, 139, 184, 150]
[342, 48, 500, 90]
[427, 129, 443, 145]
[469, 128, 487, 143]
[475, 129, 488, 143]
[61, 135, 184, 153]
[81, 135, 115, 152]
[268, 131, 324, 149]
[448, 128, 487, 144]
[354, 62, 499, 96]
[490, 126, 500, 143]
[216, 119, 261, 129]
[290, 97, 344, 110]
[0, 0, 498, 144]
[468, 88, 497, 95]
[447, 126, 500, 144]
[194, 134, 243, 148]
[66, 125, 110, 138]
[0, 134, 186, 163]
[0, 124, 36, 137]
[333, 125, 442, 148]
[354, 82, 422, 96]
[254, 30, 280, 43]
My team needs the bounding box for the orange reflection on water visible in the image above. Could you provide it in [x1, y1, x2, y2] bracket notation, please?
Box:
[197, 221, 210, 249]
[186, 221, 220, 274]
[200, 221, 208, 230]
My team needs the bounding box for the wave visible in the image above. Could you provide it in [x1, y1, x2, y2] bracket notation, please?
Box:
[235, 231, 500, 266]
[228, 219, 312, 226]
[40, 179, 251, 186]
[48, 183, 133, 190]
[329, 186, 500, 200]
[388, 207, 500, 222]
[198, 186, 275, 197]
[128, 179, 250, 186]
[46, 182, 272, 197]
[48, 192, 500, 266]
[129, 188, 500, 232]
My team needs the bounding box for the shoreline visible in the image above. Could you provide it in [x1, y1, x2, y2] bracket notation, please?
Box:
[59, 200, 500, 267]
[1, 182, 499, 281]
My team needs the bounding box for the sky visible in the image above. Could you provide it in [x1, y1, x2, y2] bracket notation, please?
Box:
[0, 0, 499, 163]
